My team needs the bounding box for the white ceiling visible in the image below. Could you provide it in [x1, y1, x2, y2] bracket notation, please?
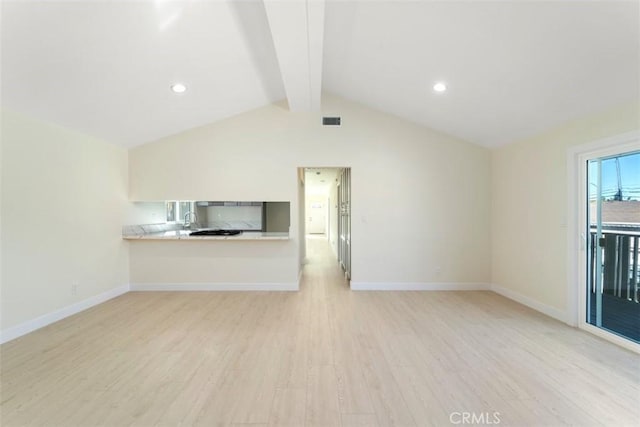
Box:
[305, 168, 340, 195]
[323, 1, 640, 147]
[1, 0, 286, 146]
[2, 1, 638, 148]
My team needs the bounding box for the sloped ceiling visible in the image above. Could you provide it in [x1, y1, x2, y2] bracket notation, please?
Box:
[1, 0, 638, 148]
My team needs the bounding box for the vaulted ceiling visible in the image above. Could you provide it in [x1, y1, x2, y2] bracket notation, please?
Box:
[2, 1, 638, 148]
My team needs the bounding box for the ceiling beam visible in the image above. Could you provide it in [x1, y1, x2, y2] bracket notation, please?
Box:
[263, 0, 324, 112]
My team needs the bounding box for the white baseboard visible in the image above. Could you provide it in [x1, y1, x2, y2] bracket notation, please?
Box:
[350, 282, 491, 291]
[490, 283, 569, 324]
[0, 284, 130, 345]
[130, 282, 298, 291]
[350, 282, 570, 324]
[0, 281, 572, 345]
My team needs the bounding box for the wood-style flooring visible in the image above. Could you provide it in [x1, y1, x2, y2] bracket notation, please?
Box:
[1, 236, 639, 426]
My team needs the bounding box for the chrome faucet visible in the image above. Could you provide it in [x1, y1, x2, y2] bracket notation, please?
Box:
[183, 211, 197, 229]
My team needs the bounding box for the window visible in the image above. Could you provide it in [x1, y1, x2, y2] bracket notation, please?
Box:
[166, 201, 193, 223]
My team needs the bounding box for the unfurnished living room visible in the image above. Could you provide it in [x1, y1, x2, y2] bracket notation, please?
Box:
[1, 1, 639, 426]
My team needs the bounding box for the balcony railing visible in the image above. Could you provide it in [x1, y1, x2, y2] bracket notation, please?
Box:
[589, 225, 640, 303]
[588, 225, 640, 342]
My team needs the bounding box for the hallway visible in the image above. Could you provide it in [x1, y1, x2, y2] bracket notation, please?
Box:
[302, 234, 349, 288]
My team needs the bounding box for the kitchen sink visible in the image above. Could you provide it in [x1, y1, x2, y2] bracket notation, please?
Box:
[189, 229, 243, 236]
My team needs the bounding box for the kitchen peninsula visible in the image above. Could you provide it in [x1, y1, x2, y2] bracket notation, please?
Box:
[123, 200, 290, 240]
[123, 229, 289, 241]
[123, 200, 297, 291]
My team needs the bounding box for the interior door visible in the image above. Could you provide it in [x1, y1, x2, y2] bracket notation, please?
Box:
[307, 198, 326, 234]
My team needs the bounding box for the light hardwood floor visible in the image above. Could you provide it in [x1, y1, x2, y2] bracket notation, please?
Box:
[1, 237, 639, 426]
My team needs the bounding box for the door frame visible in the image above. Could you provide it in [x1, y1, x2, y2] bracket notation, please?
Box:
[298, 166, 351, 278]
[567, 130, 640, 353]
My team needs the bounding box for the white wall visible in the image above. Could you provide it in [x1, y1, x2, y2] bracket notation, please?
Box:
[129, 240, 296, 285]
[126, 201, 166, 224]
[129, 94, 492, 287]
[1, 110, 129, 332]
[491, 102, 640, 315]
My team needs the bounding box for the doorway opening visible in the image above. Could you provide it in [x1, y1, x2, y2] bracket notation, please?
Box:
[299, 167, 351, 279]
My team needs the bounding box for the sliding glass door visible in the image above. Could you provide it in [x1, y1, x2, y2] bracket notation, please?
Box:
[586, 150, 640, 343]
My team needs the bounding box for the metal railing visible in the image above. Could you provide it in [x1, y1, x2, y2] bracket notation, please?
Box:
[589, 226, 640, 303]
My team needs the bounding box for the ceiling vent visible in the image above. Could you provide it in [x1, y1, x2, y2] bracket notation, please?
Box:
[322, 116, 341, 126]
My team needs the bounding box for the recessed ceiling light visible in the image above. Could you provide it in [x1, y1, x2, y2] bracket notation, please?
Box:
[433, 82, 447, 93]
[170, 83, 187, 93]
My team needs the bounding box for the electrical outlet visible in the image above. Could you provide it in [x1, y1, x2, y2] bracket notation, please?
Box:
[434, 267, 442, 276]
[71, 283, 78, 296]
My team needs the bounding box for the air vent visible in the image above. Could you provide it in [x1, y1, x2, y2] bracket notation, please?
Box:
[322, 116, 341, 126]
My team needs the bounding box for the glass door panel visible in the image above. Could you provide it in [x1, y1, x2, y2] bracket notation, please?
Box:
[586, 150, 640, 343]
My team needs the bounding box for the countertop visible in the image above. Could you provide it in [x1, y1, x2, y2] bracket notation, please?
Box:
[123, 230, 289, 241]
